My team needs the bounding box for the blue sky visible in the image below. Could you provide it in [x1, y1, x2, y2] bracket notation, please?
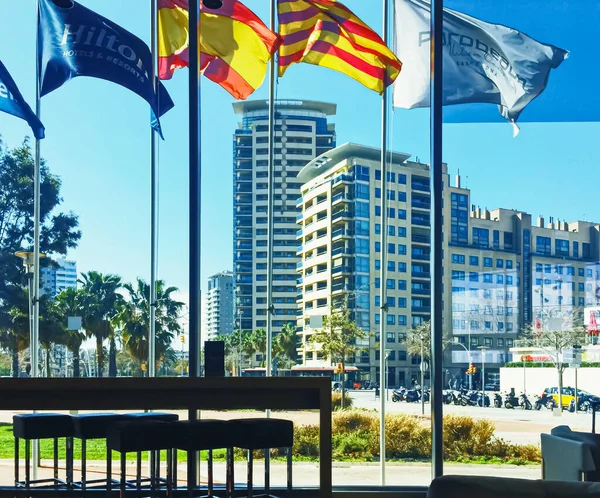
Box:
[0, 0, 597, 312]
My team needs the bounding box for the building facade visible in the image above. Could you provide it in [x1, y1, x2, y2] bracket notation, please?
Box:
[205, 271, 234, 341]
[41, 257, 77, 297]
[232, 100, 336, 335]
[296, 142, 600, 388]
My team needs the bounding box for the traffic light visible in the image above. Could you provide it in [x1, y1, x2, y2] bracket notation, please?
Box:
[466, 364, 477, 375]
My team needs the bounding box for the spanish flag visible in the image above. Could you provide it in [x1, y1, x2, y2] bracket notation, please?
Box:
[278, 0, 401, 93]
[158, 0, 281, 100]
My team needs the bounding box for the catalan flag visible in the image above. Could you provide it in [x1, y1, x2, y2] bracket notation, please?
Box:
[158, 0, 282, 100]
[278, 0, 401, 93]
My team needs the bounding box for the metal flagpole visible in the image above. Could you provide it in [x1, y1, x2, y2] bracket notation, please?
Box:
[188, 0, 202, 491]
[379, 0, 390, 485]
[266, 0, 276, 381]
[430, 0, 444, 480]
[149, 0, 158, 379]
[32, 0, 43, 480]
[264, 0, 277, 487]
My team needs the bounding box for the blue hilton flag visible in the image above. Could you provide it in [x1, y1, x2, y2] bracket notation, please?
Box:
[38, 0, 174, 136]
[0, 60, 45, 140]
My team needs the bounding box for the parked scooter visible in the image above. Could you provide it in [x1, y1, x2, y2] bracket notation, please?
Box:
[503, 391, 520, 409]
[391, 388, 403, 403]
[519, 392, 533, 410]
[493, 393, 503, 408]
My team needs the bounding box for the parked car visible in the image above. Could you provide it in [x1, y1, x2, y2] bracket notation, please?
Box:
[542, 386, 599, 409]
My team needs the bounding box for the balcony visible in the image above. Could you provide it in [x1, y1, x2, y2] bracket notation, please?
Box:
[412, 306, 431, 313]
[411, 234, 430, 244]
[236, 243, 253, 250]
[411, 199, 431, 210]
[411, 287, 430, 295]
[332, 266, 352, 275]
[412, 271, 431, 279]
[332, 247, 352, 257]
[332, 192, 353, 204]
[411, 253, 430, 261]
[332, 229, 354, 239]
[296, 197, 303, 208]
[296, 261, 303, 270]
[332, 174, 353, 185]
[332, 282, 353, 293]
[412, 216, 431, 227]
[296, 213, 303, 222]
[296, 229, 303, 238]
[332, 210, 353, 222]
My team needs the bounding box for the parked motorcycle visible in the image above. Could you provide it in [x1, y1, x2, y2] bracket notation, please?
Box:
[391, 388, 403, 402]
[503, 391, 520, 409]
[519, 392, 533, 410]
[534, 395, 545, 410]
[442, 390, 454, 404]
[493, 393, 503, 408]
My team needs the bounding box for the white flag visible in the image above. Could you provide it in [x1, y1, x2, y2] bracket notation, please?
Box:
[393, 0, 568, 132]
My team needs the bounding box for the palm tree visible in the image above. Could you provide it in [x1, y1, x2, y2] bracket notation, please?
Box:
[53, 288, 86, 377]
[274, 322, 298, 369]
[250, 328, 266, 366]
[78, 271, 123, 377]
[118, 278, 184, 374]
[0, 285, 29, 377]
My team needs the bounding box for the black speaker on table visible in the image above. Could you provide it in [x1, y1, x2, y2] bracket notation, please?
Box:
[204, 341, 225, 377]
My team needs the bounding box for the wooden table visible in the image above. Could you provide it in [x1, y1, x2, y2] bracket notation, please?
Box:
[0, 377, 332, 498]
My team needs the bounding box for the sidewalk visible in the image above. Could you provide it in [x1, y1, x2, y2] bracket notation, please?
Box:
[0, 459, 542, 488]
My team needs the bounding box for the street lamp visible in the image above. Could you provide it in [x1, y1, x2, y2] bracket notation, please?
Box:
[236, 309, 244, 376]
[419, 332, 426, 415]
[452, 338, 472, 390]
[478, 345, 489, 407]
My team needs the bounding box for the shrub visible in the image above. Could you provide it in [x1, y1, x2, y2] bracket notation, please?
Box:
[443, 415, 495, 459]
[332, 409, 377, 434]
[292, 424, 320, 457]
[331, 391, 354, 410]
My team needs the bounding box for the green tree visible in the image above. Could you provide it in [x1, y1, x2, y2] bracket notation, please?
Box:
[53, 287, 86, 377]
[0, 140, 80, 376]
[118, 278, 184, 373]
[79, 271, 123, 377]
[274, 322, 298, 369]
[517, 313, 588, 408]
[250, 328, 267, 365]
[310, 308, 366, 408]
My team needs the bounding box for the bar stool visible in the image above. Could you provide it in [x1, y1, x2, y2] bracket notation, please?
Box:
[125, 412, 179, 489]
[106, 420, 177, 498]
[13, 413, 74, 489]
[229, 419, 294, 498]
[171, 420, 234, 498]
[71, 413, 130, 493]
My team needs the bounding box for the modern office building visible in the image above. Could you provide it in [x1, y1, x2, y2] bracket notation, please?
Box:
[205, 271, 234, 341]
[232, 100, 336, 335]
[296, 142, 600, 388]
[41, 257, 77, 297]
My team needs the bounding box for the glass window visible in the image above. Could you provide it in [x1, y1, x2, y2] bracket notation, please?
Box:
[506, 260, 513, 269]
[375, 187, 381, 198]
[452, 254, 466, 264]
[398, 298, 407, 308]
[398, 316, 407, 326]
[452, 270, 465, 280]
[496, 259, 503, 268]
[398, 280, 407, 290]
[387, 261, 395, 272]
[386, 279, 395, 289]
[386, 315, 396, 326]
[469, 256, 479, 266]
[469, 272, 479, 282]
[483, 258, 492, 267]
[536, 236, 551, 256]
[375, 223, 381, 234]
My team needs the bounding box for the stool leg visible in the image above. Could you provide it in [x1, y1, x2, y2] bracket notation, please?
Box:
[155, 450, 161, 490]
[208, 449, 213, 498]
[25, 439, 30, 489]
[264, 449, 270, 497]
[173, 449, 178, 490]
[82, 439, 87, 493]
[54, 438, 59, 482]
[287, 447, 292, 493]
[106, 448, 112, 498]
[136, 451, 142, 493]
[247, 450, 253, 498]
[151, 451, 156, 497]
[66, 437, 74, 487]
[14, 436, 19, 485]
[167, 449, 173, 498]
[226, 448, 234, 498]
[120, 453, 127, 497]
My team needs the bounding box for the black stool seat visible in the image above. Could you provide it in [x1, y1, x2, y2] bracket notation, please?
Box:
[172, 420, 233, 450]
[230, 419, 294, 449]
[126, 412, 179, 422]
[13, 413, 74, 440]
[107, 421, 176, 453]
[72, 413, 129, 439]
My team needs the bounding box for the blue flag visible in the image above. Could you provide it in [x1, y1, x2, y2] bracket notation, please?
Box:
[38, 0, 174, 137]
[0, 61, 45, 140]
